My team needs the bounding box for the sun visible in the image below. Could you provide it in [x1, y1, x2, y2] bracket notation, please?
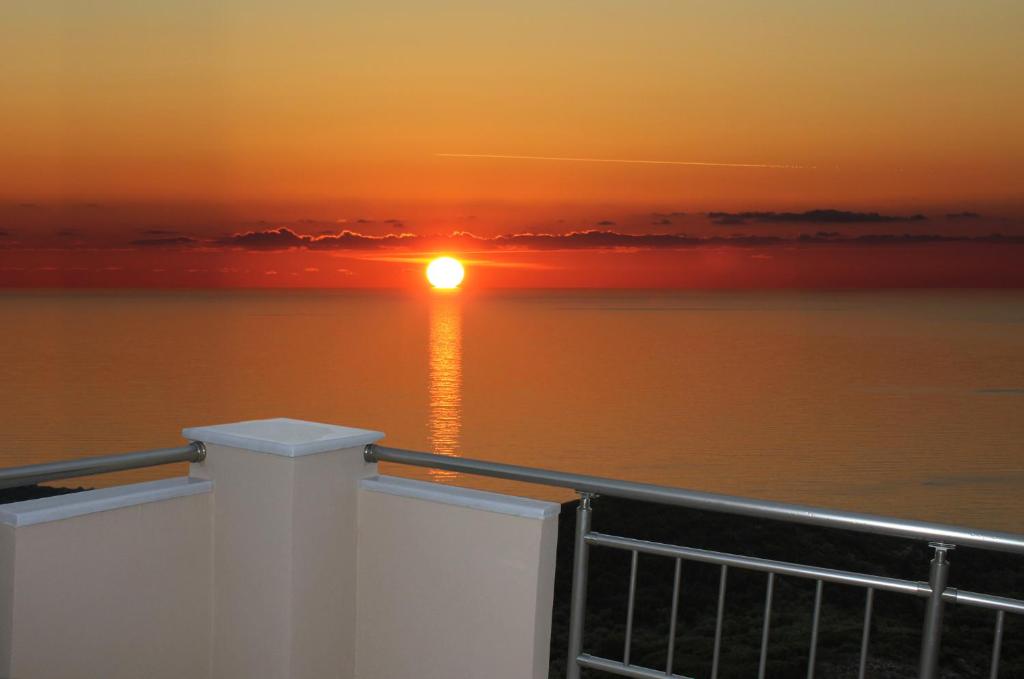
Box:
[426, 256, 465, 289]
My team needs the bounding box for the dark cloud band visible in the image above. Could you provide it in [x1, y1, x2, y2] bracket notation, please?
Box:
[708, 209, 927, 225]
[169, 227, 1024, 252]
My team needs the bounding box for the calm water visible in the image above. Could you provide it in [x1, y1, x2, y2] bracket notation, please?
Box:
[2, 289, 1022, 532]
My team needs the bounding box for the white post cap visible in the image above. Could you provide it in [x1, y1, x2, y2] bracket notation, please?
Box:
[182, 417, 384, 458]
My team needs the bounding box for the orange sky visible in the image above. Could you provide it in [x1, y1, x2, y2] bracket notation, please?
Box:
[1, 1, 1022, 287]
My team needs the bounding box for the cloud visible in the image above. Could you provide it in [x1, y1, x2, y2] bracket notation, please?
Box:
[0, 231, 8, 237]
[707, 209, 927, 224]
[596, 220, 616, 226]
[312, 230, 417, 249]
[56, 229, 78, 237]
[218, 228, 309, 249]
[124, 226, 1024, 253]
[208, 227, 781, 251]
[797, 233, 1023, 245]
[141, 229, 181, 236]
[130, 236, 199, 247]
[947, 211, 982, 219]
[217, 227, 417, 250]
[711, 216, 748, 226]
[651, 218, 673, 226]
[486, 230, 704, 249]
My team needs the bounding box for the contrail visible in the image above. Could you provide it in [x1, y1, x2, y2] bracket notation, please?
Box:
[436, 153, 808, 170]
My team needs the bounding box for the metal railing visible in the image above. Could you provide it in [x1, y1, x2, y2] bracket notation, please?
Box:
[3, 439, 1018, 678]
[0, 442, 206, 490]
[365, 443, 1024, 679]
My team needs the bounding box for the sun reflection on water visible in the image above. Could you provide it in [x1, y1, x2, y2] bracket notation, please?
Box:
[427, 292, 462, 480]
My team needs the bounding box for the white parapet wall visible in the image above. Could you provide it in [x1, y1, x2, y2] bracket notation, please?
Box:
[0, 478, 214, 679]
[356, 475, 560, 679]
[0, 419, 563, 679]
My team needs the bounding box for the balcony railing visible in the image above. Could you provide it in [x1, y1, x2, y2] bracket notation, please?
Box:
[363, 444, 1024, 679]
[2, 436, 1021, 679]
[0, 442, 206, 490]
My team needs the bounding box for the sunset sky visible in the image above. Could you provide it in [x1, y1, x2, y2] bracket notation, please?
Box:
[2, 1, 1022, 287]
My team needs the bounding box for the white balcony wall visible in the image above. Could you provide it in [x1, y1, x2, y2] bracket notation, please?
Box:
[0, 419, 562, 679]
[356, 475, 560, 679]
[0, 478, 213, 679]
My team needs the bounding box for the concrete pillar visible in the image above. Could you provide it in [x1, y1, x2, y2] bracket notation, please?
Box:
[184, 417, 383, 679]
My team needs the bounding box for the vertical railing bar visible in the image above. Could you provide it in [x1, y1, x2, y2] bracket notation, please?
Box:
[858, 587, 875, 679]
[665, 557, 682, 675]
[989, 610, 1005, 679]
[918, 543, 953, 679]
[807, 579, 823, 679]
[711, 564, 728, 679]
[623, 549, 639, 666]
[758, 572, 775, 679]
[566, 493, 595, 679]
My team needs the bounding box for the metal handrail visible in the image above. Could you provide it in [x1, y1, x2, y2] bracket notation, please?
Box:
[0, 442, 206, 490]
[365, 444, 1024, 555]
[365, 443, 1024, 679]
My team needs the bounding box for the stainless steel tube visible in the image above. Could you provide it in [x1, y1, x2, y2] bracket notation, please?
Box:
[918, 543, 953, 679]
[577, 653, 688, 679]
[758, 572, 775, 679]
[711, 565, 728, 679]
[0, 442, 206, 490]
[366, 445, 1024, 554]
[585, 532, 929, 597]
[989, 610, 1005, 679]
[664, 558, 682, 675]
[807, 579, 823, 679]
[622, 550, 638, 666]
[566, 493, 594, 679]
[858, 588, 874, 679]
[946, 589, 1024, 615]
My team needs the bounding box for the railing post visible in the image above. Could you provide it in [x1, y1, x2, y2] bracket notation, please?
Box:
[918, 542, 954, 679]
[566, 492, 595, 679]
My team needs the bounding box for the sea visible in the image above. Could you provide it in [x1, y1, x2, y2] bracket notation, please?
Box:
[1, 289, 1022, 533]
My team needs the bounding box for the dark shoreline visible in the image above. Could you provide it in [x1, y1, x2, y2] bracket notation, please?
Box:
[0, 484, 84, 504]
[548, 497, 1022, 679]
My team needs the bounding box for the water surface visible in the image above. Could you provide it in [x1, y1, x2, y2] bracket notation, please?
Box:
[1, 289, 1022, 532]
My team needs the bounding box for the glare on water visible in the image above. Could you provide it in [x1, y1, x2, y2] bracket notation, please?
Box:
[427, 292, 462, 480]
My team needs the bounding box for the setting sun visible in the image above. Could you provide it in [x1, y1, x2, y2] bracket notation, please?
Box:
[426, 257, 465, 289]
